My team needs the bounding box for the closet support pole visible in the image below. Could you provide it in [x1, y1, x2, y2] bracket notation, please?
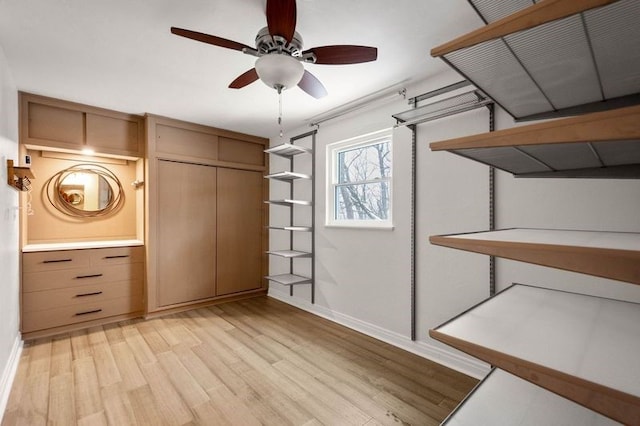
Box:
[488, 103, 496, 296]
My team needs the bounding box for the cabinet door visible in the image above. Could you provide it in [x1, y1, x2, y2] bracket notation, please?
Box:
[86, 113, 143, 156]
[157, 160, 217, 306]
[216, 168, 263, 296]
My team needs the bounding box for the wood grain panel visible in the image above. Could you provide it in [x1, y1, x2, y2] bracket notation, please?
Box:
[22, 296, 143, 333]
[23, 263, 144, 292]
[155, 124, 218, 160]
[86, 113, 143, 156]
[156, 160, 217, 306]
[22, 280, 143, 312]
[218, 137, 265, 166]
[89, 246, 144, 266]
[216, 168, 263, 296]
[23, 249, 92, 272]
[27, 102, 84, 145]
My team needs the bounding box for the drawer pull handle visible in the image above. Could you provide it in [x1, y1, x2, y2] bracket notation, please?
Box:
[75, 274, 103, 279]
[75, 309, 102, 316]
[104, 255, 129, 259]
[76, 291, 103, 298]
[43, 259, 73, 263]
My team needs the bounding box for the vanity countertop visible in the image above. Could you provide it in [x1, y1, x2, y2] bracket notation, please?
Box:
[22, 239, 144, 252]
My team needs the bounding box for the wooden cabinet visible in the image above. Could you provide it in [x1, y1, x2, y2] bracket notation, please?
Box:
[146, 115, 268, 314]
[20, 92, 144, 158]
[21, 245, 144, 338]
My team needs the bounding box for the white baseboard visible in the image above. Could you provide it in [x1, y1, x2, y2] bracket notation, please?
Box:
[0, 334, 23, 423]
[268, 289, 489, 379]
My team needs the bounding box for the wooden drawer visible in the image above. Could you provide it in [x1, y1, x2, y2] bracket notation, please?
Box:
[22, 280, 143, 313]
[23, 262, 144, 292]
[22, 295, 144, 333]
[23, 246, 144, 272]
[89, 246, 144, 266]
[23, 250, 91, 272]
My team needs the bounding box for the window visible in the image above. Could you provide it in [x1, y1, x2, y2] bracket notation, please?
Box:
[327, 129, 392, 228]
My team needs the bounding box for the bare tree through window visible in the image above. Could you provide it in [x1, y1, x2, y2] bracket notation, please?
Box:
[334, 139, 391, 221]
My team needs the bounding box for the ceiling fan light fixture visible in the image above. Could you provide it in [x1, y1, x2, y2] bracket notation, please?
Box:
[255, 53, 304, 91]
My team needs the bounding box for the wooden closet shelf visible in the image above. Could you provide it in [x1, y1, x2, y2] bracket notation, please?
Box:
[429, 105, 640, 178]
[430, 228, 640, 285]
[430, 0, 640, 121]
[443, 368, 619, 425]
[430, 284, 640, 425]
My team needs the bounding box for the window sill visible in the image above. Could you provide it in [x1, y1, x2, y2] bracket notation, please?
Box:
[324, 223, 394, 231]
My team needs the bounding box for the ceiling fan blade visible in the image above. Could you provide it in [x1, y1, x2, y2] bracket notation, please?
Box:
[298, 70, 328, 99]
[229, 68, 259, 89]
[266, 0, 296, 43]
[171, 27, 252, 52]
[304, 45, 378, 65]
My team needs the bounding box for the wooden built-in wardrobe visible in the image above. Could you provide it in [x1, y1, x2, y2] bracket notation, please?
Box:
[145, 114, 269, 315]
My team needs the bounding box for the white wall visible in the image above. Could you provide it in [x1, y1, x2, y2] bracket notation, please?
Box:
[0, 43, 22, 420]
[493, 107, 640, 302]
[269, 67, 640, 379]
[269, 71, 493, 378]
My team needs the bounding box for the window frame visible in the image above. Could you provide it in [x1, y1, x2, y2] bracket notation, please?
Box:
[326, 128, 393, 229]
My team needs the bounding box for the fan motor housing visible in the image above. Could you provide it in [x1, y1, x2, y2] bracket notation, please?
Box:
[255, 27, 303, 57]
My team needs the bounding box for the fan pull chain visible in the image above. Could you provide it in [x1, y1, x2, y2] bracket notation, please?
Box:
[278, 90, 284, 138]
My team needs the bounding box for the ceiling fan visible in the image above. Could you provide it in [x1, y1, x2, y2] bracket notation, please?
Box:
[170, 0, 378, 99]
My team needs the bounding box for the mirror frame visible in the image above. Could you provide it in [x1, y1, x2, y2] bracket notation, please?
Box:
[45, 163, 125, 217]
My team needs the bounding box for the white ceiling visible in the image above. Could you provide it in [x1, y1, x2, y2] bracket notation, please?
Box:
[0, 0, 483, 138]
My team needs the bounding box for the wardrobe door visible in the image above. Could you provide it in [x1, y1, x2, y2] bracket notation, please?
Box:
[216, 168, 263, 296]
[157, 160, 217, 306]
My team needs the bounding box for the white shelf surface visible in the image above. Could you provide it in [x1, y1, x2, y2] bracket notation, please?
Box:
[431, 284, 640, 424]
[430, 228, 640, 284]
[264, 143, 312, 157]
[266, 250, 312, 258]
[444, 369, 620, 426]
[23, 239, 144, 252]
[265, 171, 311, 181]
[439, 228, 640, 251]
[269, 226, 312, 232]
[265, 199, 312, 206]
[265, 274, 312, 286]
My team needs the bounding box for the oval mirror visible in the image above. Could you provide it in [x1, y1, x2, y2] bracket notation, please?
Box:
[46, 164, 124, 217]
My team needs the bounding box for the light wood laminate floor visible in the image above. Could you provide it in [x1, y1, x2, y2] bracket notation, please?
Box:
[2, 296, 477, 425]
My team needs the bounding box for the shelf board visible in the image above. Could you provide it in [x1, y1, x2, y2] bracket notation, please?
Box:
[430, 284, 640, 425]
[429, 105, 640, 178]
[265, 171, 311, 181]
[443, 368, 619, 425]
[266, 250, 312, 258]
[265, 199, 312, 206]
[268, 226, 312, 232]
[265, 143, 312, 158]
[265, 274, 313, 286]
[430, 0, 640, 121]
[430, 228, 640, 285]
